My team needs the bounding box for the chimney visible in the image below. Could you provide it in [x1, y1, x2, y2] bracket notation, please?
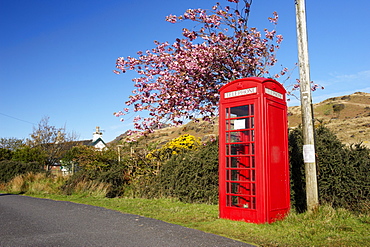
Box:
[55, 131, 63, 144]
[93, 126, 103, 142]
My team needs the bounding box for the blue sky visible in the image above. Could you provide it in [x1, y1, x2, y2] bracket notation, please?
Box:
[1, 0, 369, 142]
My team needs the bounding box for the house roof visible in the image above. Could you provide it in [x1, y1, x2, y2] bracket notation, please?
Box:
[60, 138, 106, 150]
[90, 137, 106, 147]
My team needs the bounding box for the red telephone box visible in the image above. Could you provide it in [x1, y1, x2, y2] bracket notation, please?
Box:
[218, 77, 290, 224]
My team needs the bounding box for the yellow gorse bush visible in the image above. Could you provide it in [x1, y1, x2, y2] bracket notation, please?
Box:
[147, 134, 201, 161]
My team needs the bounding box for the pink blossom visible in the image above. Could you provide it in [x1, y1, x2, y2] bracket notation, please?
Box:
[165, 14, 178, 23]
[113, 0, 288, 138]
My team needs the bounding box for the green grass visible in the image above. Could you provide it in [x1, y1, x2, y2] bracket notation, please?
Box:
[15, 193, 369, 247]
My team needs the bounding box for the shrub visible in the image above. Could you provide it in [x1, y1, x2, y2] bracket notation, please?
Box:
[62, 145, 117, 172]
[0, 148, 12, 161]
[147, 134, 201, 161]
[135, 139, 219, 204]
[61, 163, 130, 198]
[0, 160, 44, 183]
[288, 127, 306, 212]
[289, 124, 370, 213]
[12, 146, 47, 164]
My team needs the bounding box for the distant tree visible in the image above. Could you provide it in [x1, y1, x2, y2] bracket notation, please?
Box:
[62, 145, 117, 172]
[114, 0, 287, 136]
[27, 116, 78, 170]
[12, 146, 47, 165]
[0, 137, 25, 151]
[0, 148, 12, 161]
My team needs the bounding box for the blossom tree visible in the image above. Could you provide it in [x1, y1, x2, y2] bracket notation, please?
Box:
[114, 0, 286, 137]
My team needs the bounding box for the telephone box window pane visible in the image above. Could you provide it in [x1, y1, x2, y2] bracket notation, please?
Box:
[226, 157, 230, 168]
[226, 195, 256, 209]
[226, 157, 237, 168]
[227, 169, 252, 182]
[233, 119, 246, 129]
[227, 144, 246, 155]
[245, 119, 250, 129]
[231, 157, 238, 168]
[238, 158, 248, 168]
[231, 183, 239, 194]
[226, 131, 250, 143]
[227, 114, 254, 131]
[240, 170, 251, 181]
[230, 105, 251, 118]
[226, 170, 240, 181]
[230, 119, 252, 130]
[226, 132, 239, 143]
[244, 157, 251, 168]
[227, 182, 253, 194]
[227, 157, 249, 168]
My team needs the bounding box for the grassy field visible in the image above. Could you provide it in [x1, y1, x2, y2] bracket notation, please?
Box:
[13, 193, 369, 247]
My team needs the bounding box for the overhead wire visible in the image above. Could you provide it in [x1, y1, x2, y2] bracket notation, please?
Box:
[0, 112, 36, 125]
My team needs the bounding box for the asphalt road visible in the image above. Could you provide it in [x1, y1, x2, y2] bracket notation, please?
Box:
[0, 194, 254, 247]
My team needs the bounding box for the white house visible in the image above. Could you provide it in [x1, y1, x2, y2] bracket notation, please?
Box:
[59, 126, 107, 174]
[91, 126, 106, 151]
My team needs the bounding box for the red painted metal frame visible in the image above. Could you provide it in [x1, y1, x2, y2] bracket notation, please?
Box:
[218, 77, 290, 224]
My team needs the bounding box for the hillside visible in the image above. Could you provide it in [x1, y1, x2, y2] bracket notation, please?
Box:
[112, 92, 370, 148]
[288, 92, 370, 147]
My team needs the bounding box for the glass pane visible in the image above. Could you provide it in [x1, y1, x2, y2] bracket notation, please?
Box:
[239, 169, 251, 181]
[226, 131, 251, 143]
[231, 157, 238, 168]
[226, 169, 254, 182]
[227, 144, 245, 155]
[228, 117, 254, 130]
[227, 157, 249, 168]
[226, 170, 240, 181]
[226, 195, 256, 209]
[229, 144, 255, 155]
[230, 105, 251, 118]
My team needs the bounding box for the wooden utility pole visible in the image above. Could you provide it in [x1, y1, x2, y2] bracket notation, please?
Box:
[294, 0, 319, 211]
[117, 145, 124, 163]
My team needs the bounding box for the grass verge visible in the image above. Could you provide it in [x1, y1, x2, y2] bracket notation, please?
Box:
[12, 193, 369, 247]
